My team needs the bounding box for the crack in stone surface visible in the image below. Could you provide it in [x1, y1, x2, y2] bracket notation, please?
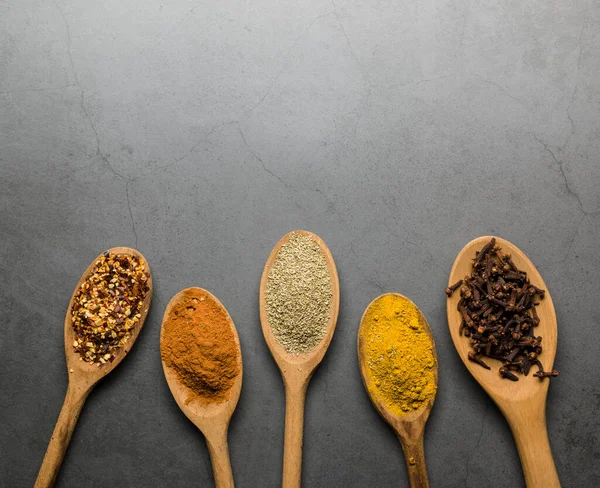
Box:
[157, 120, 240, 171]
[559, 220, 581, 263]
[465, 402, 490, 487]
[397, 74, 457, 88]
[238, 126, 290, 189]
[458, 0, 471, 53]
[125, 180, 138, 247]
[103, 163, 139, 248]
[75, 464, 96, 485]
[147, 2, 205, 52]
[246, 12, 335, 114]
[533, 134, 598, 216]
[302, 182, 384, 292]
[55, 3, 114, 173]
[54, 1, 106, 164]
[350, 241, 384, 293]
[0, 85, 74, 95]
[331, 0, 359, 70]
[473, 74, 529, 107]
[531, 10, 598, 218]
[539, 215, 586, 268]
[565, 8, 588, 152]
[55, 1, 139, 246]
[303, 183, 346, 225]
[330, 0, 372, 118]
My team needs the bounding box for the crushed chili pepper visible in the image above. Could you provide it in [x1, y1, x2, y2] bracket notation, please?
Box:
[447, 238, 558, 381]
[71, 251, 149, 365]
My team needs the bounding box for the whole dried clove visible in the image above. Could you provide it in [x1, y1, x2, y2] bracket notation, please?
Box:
[468, 351, 491, 369]
[474, 238, 496, 267]
[447, 238, 557, 381]
[534, 370, 559, 378]
[446, 279, 463, 297]
[499, 366, 519, 381]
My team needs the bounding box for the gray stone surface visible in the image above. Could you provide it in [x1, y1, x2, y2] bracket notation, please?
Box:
[1, 0, 599, 486]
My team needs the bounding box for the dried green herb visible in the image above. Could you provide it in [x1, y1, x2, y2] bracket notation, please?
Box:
[266, 233, 332, 355]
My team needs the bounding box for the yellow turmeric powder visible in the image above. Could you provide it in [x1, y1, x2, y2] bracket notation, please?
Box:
[360, 294, 437, 416]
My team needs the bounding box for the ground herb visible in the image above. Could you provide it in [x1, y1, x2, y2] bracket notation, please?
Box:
[71, 251, 149, 365]
[360, 294, 436, 415]
[266, 232, 332, 355]
[447, 238, 558, 380]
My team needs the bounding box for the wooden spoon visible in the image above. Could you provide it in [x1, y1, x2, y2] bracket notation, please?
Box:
[447, 236, 560, 488]
[357, 293, 438, 488]
[35, 247, 152, 488]
[160, 288, 243, 488]
[259, 230, 340, 488]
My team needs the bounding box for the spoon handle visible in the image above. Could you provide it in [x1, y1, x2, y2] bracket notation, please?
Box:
[398, 435, 429, 488]
[509, 409, 560, 488]
[206, 428, 235, 488]
[282, 380, 308, 488]
[34, 382, 92, 488]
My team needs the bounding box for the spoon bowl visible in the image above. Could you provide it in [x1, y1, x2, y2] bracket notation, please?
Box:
[447, 236, 559, 487]
[259, 230, 339, 488]
[63, 247, 153, 381]
[358, 293, 438, 488]
[160, 288, 242, 488]
[35, 247, 152, 488]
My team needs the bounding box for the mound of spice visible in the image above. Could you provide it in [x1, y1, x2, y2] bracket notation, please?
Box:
[161, 289, 240, 404]
[447, 238, 558, 381]
[71, 251, 149, 365]
[360, 294, 437, 416]
[266, 232, 332, 355]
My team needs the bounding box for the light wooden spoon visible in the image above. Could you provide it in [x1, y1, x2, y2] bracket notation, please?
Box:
[358, 293, 438, 488]
[259, 230, 340, 488]
[35, 247, 152, 488]
[447, 236, 560, 488]
[160, 288, 243, 488]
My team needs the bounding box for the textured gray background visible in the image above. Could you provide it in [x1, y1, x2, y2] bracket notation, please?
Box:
[1, 0, 599, 486]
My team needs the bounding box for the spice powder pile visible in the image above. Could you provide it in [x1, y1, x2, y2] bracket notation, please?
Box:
[161, 289, 240, 404]
[266, 232, 332, 355]
[71, 251, 149, 365]
[361, 294, 437, 416]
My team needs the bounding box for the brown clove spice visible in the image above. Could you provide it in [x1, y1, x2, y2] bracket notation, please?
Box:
[447, 238, 558, 381]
